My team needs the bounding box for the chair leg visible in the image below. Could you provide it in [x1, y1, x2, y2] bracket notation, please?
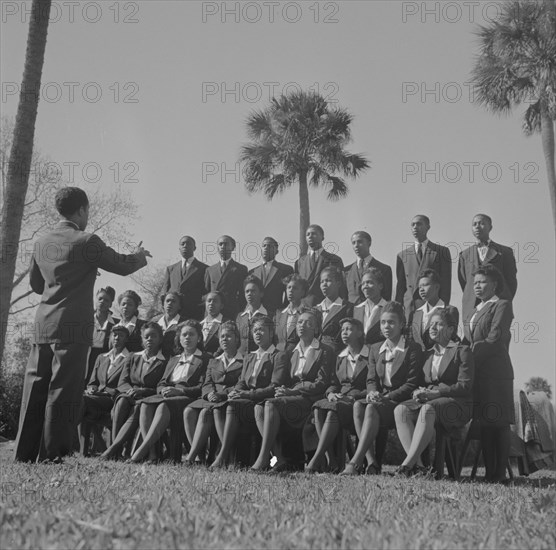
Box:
[434, 432, 446, 480]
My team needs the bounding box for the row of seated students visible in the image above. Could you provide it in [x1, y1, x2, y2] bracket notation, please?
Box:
[83, 263, 513, 482]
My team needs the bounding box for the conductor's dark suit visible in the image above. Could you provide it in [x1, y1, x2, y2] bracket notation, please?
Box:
[204, 259, 249, 319]
[458, 242, 517, 322]
[162, 258, 208, 320]
[15, 220, 147, 462]
[294, 249, 344, 306]
[249, 260, 293, 315]
[395, 241, 452, 321]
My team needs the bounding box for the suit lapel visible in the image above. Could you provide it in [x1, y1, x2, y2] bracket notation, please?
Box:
[424, 243, 437, 266]
[389, 347, 408, 381]
[302, 347, 319, 376]
[376, 352, 386, 380]
[183, 356, 203, 383]
[182, 260, 198, 282]
[352, 354, 368, 380]
[471, 302, 494, 338]
[322, 303, 344, 329]
[107, 356, 126, 384]
[437, 346, 457, 380]
[483, 245, 500, 265]
[265, 263, 278, 287]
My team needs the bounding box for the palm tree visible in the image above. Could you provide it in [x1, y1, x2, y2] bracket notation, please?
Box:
[0, 0, 52, 362]
[240, 91, 370, 255]
[471, 0, 556, 238]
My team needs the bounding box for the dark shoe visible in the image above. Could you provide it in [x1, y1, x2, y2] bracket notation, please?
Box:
[412, 465, 433, 478]
[394, 465, 414, 477]
[365, 463, 382, 475]
[340, 462, 362, 476]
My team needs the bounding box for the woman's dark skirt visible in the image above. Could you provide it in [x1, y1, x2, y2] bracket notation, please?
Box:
[399, 397, 473, 430]
[474, 378, 515, 427]
[313, 397, 356, 432]
[355, 398, 398, 429]
[267, 395, 314, 431]
[187, 397, 230, 411]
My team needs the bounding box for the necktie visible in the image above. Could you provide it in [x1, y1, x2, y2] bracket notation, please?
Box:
[287, 311, 297, 335]
[357, 258, 363, 278]
[309, 251, 316, 271]
[220, 261, 226, 275]
[182, 261, 188, 277]
[417, 243, 423, 264]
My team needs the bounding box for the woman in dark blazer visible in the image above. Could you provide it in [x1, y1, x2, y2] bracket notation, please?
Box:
[100, 322, 167, 460]
[114, 290, 145, 353]
[251, 307, 335, 472]
[150, 291, 185, 359]
[394, 309, 474, 474]
[352, 268, 387, 346]
[200, 291, 229, 356]
[183, 321, 244, 464]
[274, 274, 307, 352]
[87, 286, 118, 383]
[341, 302, 424, 475]
[129, 320, 210, 462]
[209, 316, 290, 468]
[306, 317, 369, 473]
[464, 265, 514, 483]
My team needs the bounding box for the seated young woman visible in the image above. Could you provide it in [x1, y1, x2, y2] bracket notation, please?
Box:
[88, 286, 118, 383]
[274, 274, 308, 352]
[200, 291, 228, 356]
[250, 307, 335, 472]
[394, 309, 474, 476]
[129, 320, 210, 463]
[100, 322, 167, 460]
[114, 290, 145, 352]
[79, 325, 130, 455]
[209, 315, 289, 469]
[236, 275, 268, 355]
[183, 321, 244, 464]
[306, 318, 369, 473]
[316, 267, 353, 354]
[352, 268, 387, 346]
[340, 302, 424, 475]
[151, 291, 185, 358]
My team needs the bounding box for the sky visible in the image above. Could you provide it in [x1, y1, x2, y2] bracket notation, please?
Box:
[2, 0, 555, 390]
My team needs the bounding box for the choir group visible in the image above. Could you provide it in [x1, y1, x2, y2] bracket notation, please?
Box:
[78, 215, 517, 483]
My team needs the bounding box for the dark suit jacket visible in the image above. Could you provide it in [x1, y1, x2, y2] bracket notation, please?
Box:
[122, 318, 146, 353]
[422, 344, 474, 399]
[236, 309, 269, 356]
[274, 308, 301, 352]
[408, 304, 459, 351]
[395, 241, 452, 321]
[156, 351, 210, 398]
[86, 350, 129, 396]
[316, 300, 353, 354]
[117, 352, 168, 398]
[287, 342, 335, 401]
[235, 348, 290, 401]
[367, 340, 424, 403]
[326, 349, 370, 400]
[294, 249, 344, 306]
[150, 314, 186, 359]
[204, 259, 249, 319]
[458, 242, 518, 322]
[201, 355, 244, 399]
[344, 257, 392, 304]
[29, 220, 147, 345]
[249, 261, 294, 315]
[352, 299, 387, 346]
[463, 299, 514, 381]
[163, 258, 209, 320]
[201, 317, 231, 357]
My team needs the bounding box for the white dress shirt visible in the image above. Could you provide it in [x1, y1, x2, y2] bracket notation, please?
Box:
[338, 345, 370, 378]
[417, 299, 446, 331]
[92, 313, 116, 348]
[201, 314, 223, 340]
[248, 345, 275, 385]
[363, 298, 387, 333]
[171, 349, 203, 382]
[477, 241, 491, 263]
[116, 315, 138, 332]
[430, 341, 457, 382]
[293, 339, 320, 377]
[379, 336, 406, 387]
[218, 351, 243, 372]
[240, 305, 268, 320]
[158, 313, 181, 333]
[318, 297, 343, 323]
[414, 239, 429, 256]
[104, 348, 130, 376]
[283, 304, 302, 334]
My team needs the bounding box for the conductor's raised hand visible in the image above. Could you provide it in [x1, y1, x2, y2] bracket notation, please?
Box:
[131, 241, 152, 259]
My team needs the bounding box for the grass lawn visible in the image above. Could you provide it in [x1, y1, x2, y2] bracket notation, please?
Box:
[1, 441, 555, 550]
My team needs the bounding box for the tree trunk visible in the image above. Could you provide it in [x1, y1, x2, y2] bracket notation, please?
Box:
[0, 0, 52, 362]
[298, 170, 310, 256]
[540, 102, 556, 241]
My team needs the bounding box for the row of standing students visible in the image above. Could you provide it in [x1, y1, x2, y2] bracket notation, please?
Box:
[83, 263, 513, 482]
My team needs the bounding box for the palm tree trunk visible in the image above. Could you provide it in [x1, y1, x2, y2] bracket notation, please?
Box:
[298, 170, 310, 255]
[540, 102, 556, 241]
[0, 0, 52, 362]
